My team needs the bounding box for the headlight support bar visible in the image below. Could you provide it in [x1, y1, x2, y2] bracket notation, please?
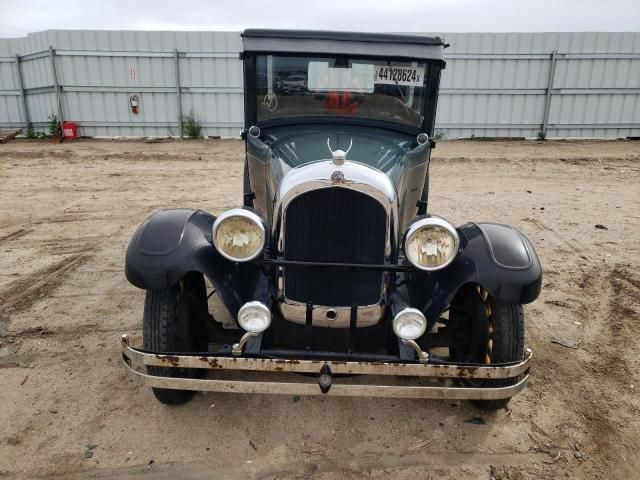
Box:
[253, 258, 413, 272]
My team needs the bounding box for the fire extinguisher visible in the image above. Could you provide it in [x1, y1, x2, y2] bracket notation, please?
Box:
[129, 95, 139, 114]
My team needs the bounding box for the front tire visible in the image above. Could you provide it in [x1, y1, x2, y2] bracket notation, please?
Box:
[143, 273, 209, 405]
[449, 285, 525, 411]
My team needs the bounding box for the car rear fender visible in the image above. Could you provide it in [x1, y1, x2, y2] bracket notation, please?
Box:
[410, 222, 542, 324]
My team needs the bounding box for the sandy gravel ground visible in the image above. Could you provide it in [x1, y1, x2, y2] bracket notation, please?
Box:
[0, 138, 639, 480]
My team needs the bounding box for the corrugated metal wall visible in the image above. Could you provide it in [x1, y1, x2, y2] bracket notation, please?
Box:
[0, 30, 639, 139]
[0, 30, 244, 137]
[439, 32, 640, 138]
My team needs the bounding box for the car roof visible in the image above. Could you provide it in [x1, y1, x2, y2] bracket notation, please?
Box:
[242, 29, 445, 61]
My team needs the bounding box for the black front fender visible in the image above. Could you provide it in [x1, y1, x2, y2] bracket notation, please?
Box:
[410, 222, 542, 324]
[125, 209, 218, 289]
[125, 209, 269, 318]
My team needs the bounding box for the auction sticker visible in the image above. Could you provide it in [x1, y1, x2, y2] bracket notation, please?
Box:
[374, 65, 424, 86]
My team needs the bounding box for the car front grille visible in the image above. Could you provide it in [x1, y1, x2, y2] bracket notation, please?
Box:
[283, 187, 387, 306]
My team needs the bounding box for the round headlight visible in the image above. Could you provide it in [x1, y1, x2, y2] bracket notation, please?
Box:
[393, 308, 427, 340]
[404, 217, 459, 271]
[212, 209, 265, 262]
[237, 301, 272, 333]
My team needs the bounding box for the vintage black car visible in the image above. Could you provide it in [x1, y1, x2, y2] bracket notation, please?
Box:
[122, 30, 542, 410]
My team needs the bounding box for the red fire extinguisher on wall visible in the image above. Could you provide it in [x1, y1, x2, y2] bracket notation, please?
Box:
[129, 95, 139, 114]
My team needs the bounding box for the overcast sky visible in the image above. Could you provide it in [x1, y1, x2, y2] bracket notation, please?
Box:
[1, 0, 639, 37]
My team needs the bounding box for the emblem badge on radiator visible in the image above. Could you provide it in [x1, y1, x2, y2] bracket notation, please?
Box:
[330, 171, 351, 185]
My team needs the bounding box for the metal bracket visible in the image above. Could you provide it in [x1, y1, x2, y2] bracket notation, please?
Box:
[542, 49, 558, 136]
[174, 48, 183, 138]
[232, 331, 258, 356]
[15, 54, 30, 130]
[243, 332, 263, 355]
[402, 339, 429, 363]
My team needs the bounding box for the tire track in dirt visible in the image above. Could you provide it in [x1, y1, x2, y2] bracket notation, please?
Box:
[554, 264, 640, 477]
[529, 259, 640, 477]
[604, 266, 640, 382]
[0, 252, 94, 324]
[523, 217, 589, 260]
[4, 323, 130, 341]
[0, 228, 32, 244]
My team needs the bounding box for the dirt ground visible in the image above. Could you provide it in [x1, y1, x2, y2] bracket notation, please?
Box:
[0, 138, 639, 480]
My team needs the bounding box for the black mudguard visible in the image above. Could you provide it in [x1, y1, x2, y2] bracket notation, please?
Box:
[410, 222, 542, 326]
[125, 209, 269, 318]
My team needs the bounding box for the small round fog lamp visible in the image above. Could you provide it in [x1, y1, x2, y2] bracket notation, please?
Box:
[237, 301, 272, 333]
[393, 308, 427, 340]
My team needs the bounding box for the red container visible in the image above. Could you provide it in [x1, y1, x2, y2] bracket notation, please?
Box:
[62, 121, 77, 140]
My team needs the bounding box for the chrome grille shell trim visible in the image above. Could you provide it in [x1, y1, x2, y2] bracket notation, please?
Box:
[274, 159, 399, 328]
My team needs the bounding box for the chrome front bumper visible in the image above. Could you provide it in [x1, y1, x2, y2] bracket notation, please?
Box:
[121, 335, 532, 400]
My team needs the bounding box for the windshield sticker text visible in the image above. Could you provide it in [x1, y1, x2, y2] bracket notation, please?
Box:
[374, 66, 424, 87]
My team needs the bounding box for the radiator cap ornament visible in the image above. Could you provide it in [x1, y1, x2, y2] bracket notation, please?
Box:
[327, 138, 353, 166]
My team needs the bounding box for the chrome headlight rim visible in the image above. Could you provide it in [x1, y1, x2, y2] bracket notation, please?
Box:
[403, 216, 460, 271]
[212, 208, 266, 262]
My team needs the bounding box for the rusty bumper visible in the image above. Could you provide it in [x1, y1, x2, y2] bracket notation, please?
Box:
[121, 335, 532, 400]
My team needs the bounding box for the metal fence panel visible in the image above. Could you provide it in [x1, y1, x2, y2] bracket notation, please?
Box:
[434, 31, 640, 138]
[0, 58, 22, 127]
[0, 30, 638, 138]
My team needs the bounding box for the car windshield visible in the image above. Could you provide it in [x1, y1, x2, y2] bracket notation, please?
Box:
[255, 55, 428, 128]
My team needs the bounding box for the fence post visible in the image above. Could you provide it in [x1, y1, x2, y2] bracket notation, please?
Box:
[15, 54, 30, 131]
[48, 46, 63, 127]
[542, 49, 558, 136]
[174, 48, 183, 138]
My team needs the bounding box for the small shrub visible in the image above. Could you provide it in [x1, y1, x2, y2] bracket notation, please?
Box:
[537, 131, 547, 141]
[432, 131, 445, 141]
[182, 109, 202, 139]
[48, 114, 61, 139]
[27, 128, 47, 139]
